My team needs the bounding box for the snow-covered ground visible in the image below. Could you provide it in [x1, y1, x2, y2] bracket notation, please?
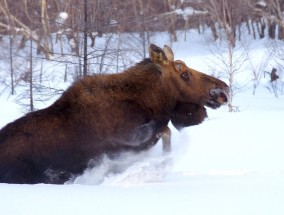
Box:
[1, 30, 284, 215]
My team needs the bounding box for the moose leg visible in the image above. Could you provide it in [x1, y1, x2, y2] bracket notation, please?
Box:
[160, 126, 171, 153]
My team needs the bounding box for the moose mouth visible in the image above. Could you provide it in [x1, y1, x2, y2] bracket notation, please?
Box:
[205, 88, 230, 109]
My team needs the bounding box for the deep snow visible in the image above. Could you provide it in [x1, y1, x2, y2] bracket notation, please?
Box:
[1, 30, 284, 215]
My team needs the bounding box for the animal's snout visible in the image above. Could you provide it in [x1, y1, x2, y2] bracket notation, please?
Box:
[209, 87, 230, 105]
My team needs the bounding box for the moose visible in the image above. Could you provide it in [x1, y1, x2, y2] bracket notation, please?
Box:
[0, 44, 229, 184]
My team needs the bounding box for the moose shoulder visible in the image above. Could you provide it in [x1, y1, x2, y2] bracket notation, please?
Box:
[0, 44, 229, 184]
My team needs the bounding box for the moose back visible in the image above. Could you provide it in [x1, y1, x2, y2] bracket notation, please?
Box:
[0, 44, 229, 184]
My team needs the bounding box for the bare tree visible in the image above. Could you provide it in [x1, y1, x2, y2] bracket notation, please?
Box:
[29, 36, 34, 112]
[8, 34, 15, 95]
[267, 0, 284, 40]
[205, 0, 250, 112]
[83, 0, 88, 77]
[0, 0, 54, 59]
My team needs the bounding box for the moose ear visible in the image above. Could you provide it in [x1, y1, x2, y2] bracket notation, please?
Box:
[149, 44, 170, 66]
[163, 45, 174, 62]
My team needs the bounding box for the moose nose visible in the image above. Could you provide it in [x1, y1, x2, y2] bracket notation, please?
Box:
[210, 88, 230, 104]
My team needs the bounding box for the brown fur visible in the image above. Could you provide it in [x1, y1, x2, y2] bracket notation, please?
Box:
[171, 102, 208, 131]
[0, 44, 229, 184]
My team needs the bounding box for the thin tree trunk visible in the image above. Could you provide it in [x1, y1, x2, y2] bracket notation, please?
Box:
[251, 20, 256, 39]
[64, 64, 68, 82]
[29, 37, 34, 112]
[83, 0, 88, 77]
[141, 13, 146, 59]
[116, 32, 120, 73]
[210, 21, 218, 40]
[41, 0, 52, 59]
[9, 34, 14, 95]
[40, 59, 43, 84]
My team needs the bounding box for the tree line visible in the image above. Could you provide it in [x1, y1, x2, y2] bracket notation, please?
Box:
[1, 0, 284, 58]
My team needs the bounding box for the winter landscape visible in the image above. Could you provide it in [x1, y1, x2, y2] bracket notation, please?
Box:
[1, 29, 284, 215]
[1, 1, 284, 215]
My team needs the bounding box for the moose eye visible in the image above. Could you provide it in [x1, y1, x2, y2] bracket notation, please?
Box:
[180, 71, 190, 81]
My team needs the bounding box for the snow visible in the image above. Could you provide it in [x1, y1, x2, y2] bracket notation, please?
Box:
[257, 0, 267, 7]
[59, 12, 68, 20]
[1, 30, 284, 215]
[175, 7, 208, 20]
[56, 12, 68, 26]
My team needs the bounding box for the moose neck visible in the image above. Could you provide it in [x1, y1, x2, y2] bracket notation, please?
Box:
[123, 59, 177, 118]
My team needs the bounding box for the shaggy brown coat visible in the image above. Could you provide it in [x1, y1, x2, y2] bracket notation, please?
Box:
[0, 44, 229, 184]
